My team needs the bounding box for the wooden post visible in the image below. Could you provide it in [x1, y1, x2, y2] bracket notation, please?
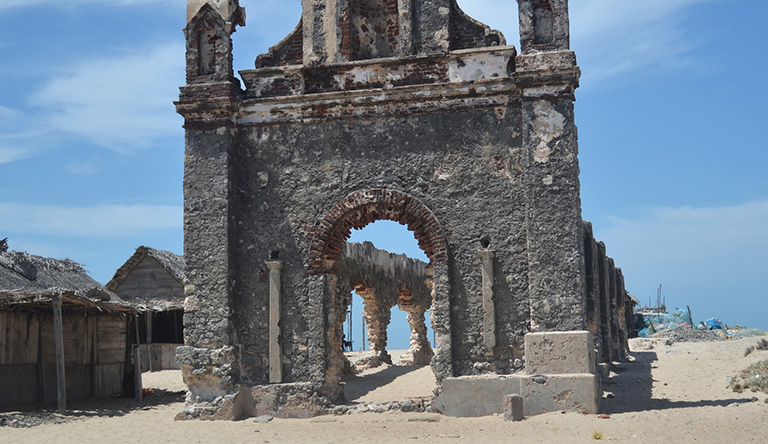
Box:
[133, 315, 143, 403]
[52, 293, 67, 415]
[90, 316, 98, 397]
[36, 318, 46, 402]
[146, 313, 153, 372]
[266, 260, 283, 383]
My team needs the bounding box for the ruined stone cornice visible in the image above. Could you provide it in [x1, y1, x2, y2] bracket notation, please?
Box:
[515, 50, 580, 96]
[175, 81, 240, 129]
[237, 78, 521, 126]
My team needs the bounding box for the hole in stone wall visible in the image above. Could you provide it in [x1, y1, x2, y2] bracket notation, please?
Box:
[270, 250, 280, 260]
[480, 237, 491, 248]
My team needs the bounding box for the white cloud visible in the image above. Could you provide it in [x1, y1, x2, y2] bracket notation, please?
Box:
[0, 129, 52, 165]
[456, 0, 715, 85]
[0, 144, 40, 165]
[597, 200, 768, 279]
[0, 0, 182, 12]
[29, 41, 184, 153]
[0, 202, 182, 237]
[64, 159, 103, 175]
[571, 0, 715, 84]
[596, 199, 768, 327]
[0, 105, 19, 119]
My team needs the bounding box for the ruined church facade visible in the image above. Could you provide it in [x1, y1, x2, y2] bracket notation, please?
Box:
[176, 0, 630, 419]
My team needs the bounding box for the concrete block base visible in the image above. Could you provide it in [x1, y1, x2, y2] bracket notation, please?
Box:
[525, 331, 597, 375]
[519, 373, 600, 416]
[433, 373, 600, 418]
[433, 331, 601, 418]
[432, 375, 521, 417]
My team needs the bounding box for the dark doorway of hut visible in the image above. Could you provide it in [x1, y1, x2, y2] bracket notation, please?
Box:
[340, 220, 437, 408]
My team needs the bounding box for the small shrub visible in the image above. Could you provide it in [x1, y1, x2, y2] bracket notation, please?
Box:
[729, 360, 768, 394]
[592, 430, 604, 440]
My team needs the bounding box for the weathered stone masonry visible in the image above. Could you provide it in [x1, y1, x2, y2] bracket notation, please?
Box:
[176, 0, 632, 419]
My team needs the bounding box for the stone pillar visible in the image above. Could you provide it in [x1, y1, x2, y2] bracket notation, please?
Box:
[411, 0, 451, 54]
[357, 286, 391, 364]
[175, 0, 244, 419]
[404, 308, 433, 365]
[430, 263, 452, 382]
[597, 242, 612, 362]
[582, 222, 602, 359]
[608, 259, 620, 362]
[478, 249, 496, 352]
[302, 0, 343, 65]
[267, 261, 283, 383]
[615, 268, 629, 360]
[518, 48, 586, 332]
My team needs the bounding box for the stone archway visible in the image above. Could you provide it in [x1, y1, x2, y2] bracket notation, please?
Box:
[309, 189, 451, 398]
[309, 189, 447, 272]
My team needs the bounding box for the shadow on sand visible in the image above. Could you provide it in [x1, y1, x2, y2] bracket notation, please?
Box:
[0, 388, 184, 426]
[342, 365, 427, 402]
[601, 351, 754, 414]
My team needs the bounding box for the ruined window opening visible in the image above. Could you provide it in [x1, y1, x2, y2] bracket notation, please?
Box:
[348, 0, 401, 61]
[198, 27, 219, 76]
[533, 0, 555, 45]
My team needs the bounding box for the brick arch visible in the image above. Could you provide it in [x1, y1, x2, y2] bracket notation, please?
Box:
[309, 189, 447, 273]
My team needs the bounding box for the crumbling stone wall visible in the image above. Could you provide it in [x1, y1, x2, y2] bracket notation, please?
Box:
[582, 221, 632, 363]
[176, 0, 629, 420]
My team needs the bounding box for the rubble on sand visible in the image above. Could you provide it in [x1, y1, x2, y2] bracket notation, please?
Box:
[656, 326, 723, 343]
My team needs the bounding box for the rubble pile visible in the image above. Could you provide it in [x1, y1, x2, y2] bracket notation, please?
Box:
[0, 412, 75, 428]
[658, 326, 723, 343]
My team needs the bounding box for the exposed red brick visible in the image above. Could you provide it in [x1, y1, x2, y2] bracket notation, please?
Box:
[309, 189, 447, 273]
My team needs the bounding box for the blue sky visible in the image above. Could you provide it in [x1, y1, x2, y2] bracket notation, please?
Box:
[1, 1, 766, 349]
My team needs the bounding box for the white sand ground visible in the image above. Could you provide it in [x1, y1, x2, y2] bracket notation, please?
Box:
[3, 338, 768, 443]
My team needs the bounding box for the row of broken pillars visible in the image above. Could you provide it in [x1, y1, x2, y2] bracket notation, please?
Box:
[583, 221, 631, 364]
[351, 284, 434, 367]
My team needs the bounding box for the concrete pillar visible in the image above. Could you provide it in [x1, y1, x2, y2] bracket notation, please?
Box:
[478, 249, 496, 352]
[267, 260, 283, 383]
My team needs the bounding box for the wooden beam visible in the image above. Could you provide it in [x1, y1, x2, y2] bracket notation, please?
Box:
[52, 293, 67, 415]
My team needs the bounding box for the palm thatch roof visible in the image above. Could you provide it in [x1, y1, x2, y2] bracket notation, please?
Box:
[107, 246, 184, 291]
[106, 246, 185, 311]
[0, 249, 131, 312]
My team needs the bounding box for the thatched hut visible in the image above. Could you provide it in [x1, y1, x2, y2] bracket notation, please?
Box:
[106, 246, 185, 372]
[0, 249, 136, 409]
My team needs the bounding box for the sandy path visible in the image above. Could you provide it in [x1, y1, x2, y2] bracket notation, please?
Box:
[343, 350, 437, 402]
[3, 338, 768, 443]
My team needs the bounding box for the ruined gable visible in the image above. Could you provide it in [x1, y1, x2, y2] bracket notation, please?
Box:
[175, 0, 630, 420]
